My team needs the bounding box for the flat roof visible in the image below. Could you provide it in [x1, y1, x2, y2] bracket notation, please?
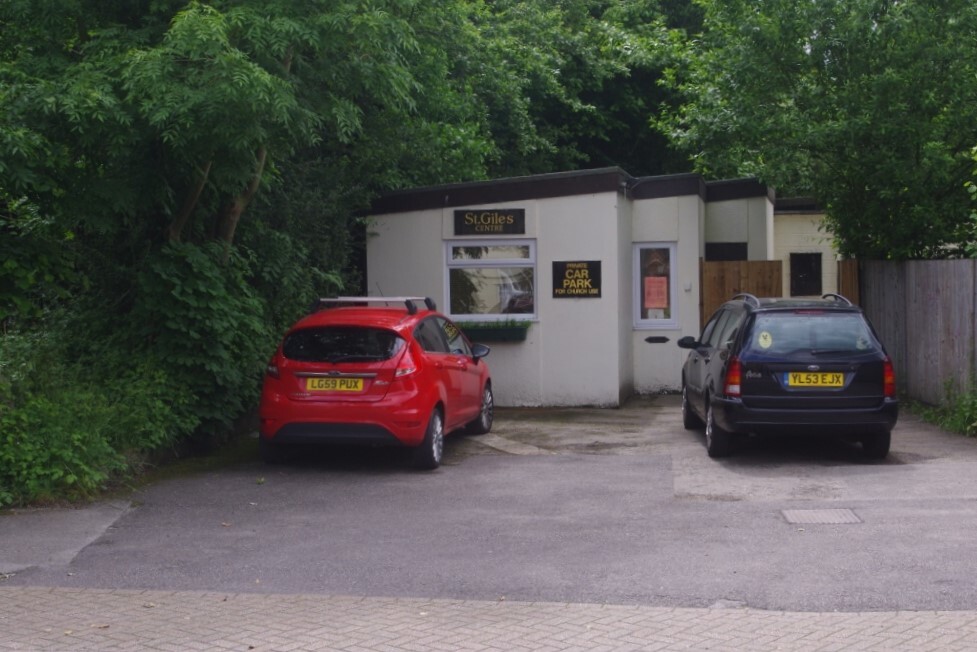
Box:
[369, 168, 629, 214]
[369, 168, 774, 215]
[774, 197, 822, 214]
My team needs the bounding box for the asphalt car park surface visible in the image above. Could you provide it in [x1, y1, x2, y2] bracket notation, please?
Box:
[3, 394, 977, 616]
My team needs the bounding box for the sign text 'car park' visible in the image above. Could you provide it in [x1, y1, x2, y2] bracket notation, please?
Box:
[553, 261, 602, 298]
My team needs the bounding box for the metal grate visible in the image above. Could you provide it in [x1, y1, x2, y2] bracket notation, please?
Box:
[782, 509, 862, 525]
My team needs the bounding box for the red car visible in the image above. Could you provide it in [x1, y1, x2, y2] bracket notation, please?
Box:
[259, 297, 493, 469]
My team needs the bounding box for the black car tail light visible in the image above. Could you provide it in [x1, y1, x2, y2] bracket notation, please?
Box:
[883, 357, 896, 398]
[724, 357, 742, 398]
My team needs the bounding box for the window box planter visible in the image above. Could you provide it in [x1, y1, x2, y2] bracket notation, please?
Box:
[460, 321, 531, 342]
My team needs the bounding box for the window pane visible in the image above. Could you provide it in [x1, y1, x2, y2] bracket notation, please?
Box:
[450, 267, 535, 315]
[745, 313, 876, 355]
[715, 313, 742, 349]
[283, 327, 404, 362]
[705, 242, 748, 261]
[706, 311, 731, 348]
[414, 319, 449, 353]
[700, 311, 722, 343]
[451, 245, 531, 261]
[639, 247, 671, 319]
[438, 318, 471, 355]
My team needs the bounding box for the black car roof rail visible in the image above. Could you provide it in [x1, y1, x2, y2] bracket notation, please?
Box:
[315, 296, 437, 315]
[821, 293, 853, 306]
[732, 293, 760, 308]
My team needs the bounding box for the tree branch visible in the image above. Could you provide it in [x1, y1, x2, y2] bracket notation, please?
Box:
[217, 147, 267, 262]
[167, 160, 212, 243]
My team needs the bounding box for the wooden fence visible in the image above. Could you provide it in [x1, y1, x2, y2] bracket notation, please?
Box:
[860, 260, 977, 405]
[837, 259, 860, 306]
[700, 260, 782, 327]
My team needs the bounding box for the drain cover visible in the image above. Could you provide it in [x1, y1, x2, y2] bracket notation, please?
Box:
[782, 509, 861, 524]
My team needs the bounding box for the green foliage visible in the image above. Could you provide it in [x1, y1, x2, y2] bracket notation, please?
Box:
[659, 0, 977, 259]
[0, 323, 197, 506]
[459, 0, 675, 177]
[0, 0, 681, 504]
[0, 390, 124, 506]
[459, 319, 532, 329]
[132, 242, 271, 436]
[237, 218, 344, 334]
[0, 193, 80, 326]
[914, 382, 977, 438]
[968, 148, 977, 258]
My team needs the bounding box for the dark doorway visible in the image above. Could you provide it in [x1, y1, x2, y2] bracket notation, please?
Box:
[705, 242, 748, 262]
[790, 253, 822, 296]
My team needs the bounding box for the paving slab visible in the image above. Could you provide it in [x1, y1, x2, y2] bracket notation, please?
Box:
[2, 587, 977, 652]
[3, 396, 977, 650]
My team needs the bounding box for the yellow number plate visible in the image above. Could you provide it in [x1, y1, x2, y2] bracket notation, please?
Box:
[306, 377, 364, 392]
[786, 372, 844, 387]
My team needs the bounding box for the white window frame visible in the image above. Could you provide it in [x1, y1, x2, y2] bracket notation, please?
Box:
[633, 242, 679, 329]
[445, 239, 537, 321]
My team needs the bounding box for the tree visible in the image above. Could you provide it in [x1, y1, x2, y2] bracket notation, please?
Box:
[658, 0, 977, 259]
[0, 0, 677, 503]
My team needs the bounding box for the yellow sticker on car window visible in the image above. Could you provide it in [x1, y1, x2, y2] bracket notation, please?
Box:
[758, 331, 773, 349]
[443, 322, 459, 341]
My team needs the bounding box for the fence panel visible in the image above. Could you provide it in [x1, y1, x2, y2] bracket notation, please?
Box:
[837, 259, 860, 305]
[861, 259, 976, 405]
[861, 261, 906, 386]
[700, 260, 782, 327]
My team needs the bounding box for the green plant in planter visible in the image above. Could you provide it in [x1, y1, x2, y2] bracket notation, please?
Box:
[459, 319, 532, 342]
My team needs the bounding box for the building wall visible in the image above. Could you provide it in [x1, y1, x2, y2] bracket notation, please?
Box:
[704, 196, 774, 260]
[773, 211, 838, 297]
[536, 193, 624, 406]
[367, 193, 627, 407]
[367, 208, 445, 298]
[631, 194, 703, 393]
[366, 171, 772, 406]
[616, 196, 635, 404]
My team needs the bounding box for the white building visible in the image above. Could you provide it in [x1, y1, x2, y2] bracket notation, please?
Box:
[772, 198, 839, 298]
[367, 167, 833, 407]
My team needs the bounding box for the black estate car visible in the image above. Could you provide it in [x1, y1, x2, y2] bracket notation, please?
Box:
[678, 293, 898, 459]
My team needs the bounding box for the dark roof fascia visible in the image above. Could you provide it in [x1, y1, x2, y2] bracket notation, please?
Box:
[368, 168, 630, 215]
[628, 173, 706, 200]
[705, 178, 775, 203]
[774, 197, 823, 214]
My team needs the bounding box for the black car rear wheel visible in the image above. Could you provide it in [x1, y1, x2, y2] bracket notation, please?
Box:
[861, 431, 891, 460]
[705, 400, 733, 458]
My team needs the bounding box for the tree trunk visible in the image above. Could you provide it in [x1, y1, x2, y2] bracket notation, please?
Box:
[214, 52, 288, 259]
[167, 161, 212, 243]
[217, 147, 267, 262]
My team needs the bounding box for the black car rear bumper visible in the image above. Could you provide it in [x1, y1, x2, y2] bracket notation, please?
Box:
[712, 396, 899, 435]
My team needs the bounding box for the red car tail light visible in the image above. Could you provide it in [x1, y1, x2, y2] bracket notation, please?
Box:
[883, 357, 896, 398]
[394, 349, 418, 379]
[724, 357, 742, 398]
